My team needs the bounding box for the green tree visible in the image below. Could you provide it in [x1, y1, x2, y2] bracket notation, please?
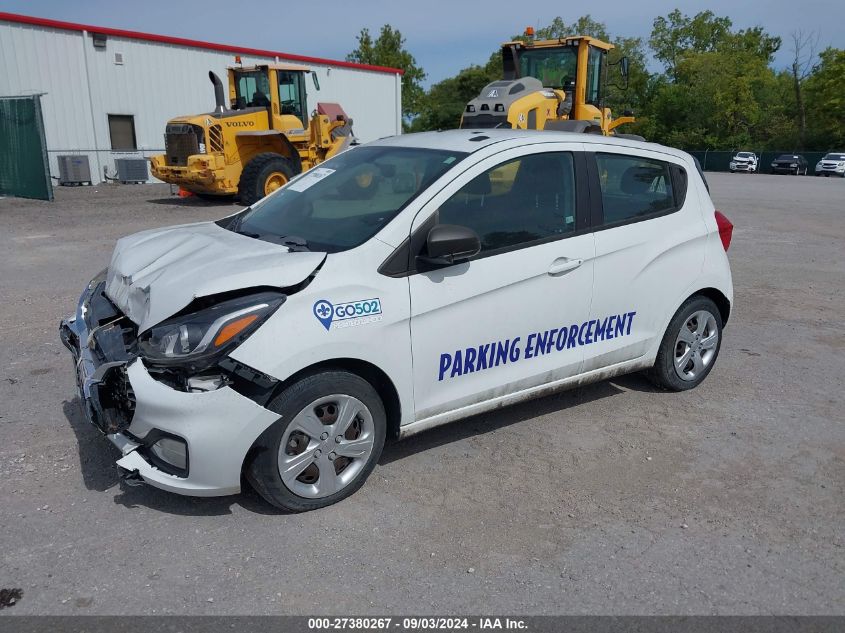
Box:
[649, 9, 733, 76]
[410, 55, 499, 131]
[347, 25, 426, 120]
[531, 15, 610, 41]
[643, 8, 791, 150]
[804, 47, 845, 148]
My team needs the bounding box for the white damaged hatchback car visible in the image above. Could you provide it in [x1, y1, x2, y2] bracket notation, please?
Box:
[61, 130, 734, 511]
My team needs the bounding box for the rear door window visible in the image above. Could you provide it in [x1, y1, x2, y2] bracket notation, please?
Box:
[595, 153, 676, 226]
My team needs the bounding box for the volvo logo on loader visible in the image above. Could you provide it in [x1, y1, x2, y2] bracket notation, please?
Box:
[225, 121, 255, 128]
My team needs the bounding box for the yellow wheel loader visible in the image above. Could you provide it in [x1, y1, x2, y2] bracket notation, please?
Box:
[461, 29, 639, 138]
[150, 63, 355, 205]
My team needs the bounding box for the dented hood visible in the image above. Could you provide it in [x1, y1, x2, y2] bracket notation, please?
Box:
[105, 221, 325, 332]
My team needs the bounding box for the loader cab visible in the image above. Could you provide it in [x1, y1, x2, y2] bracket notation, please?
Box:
[228, 63, 315, 131]
[501, 36, 615, 119]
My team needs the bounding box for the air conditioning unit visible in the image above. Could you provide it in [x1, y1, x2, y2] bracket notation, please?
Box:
[57, 155, 92, 186]
[114, 158, 149, 184]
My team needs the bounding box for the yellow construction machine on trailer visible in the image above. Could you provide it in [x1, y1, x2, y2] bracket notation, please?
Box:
[150, 62, 354, 205]
[461, 28, 639, 138]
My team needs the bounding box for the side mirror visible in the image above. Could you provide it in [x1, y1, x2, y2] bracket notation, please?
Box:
[311, 72, 320, 91]
[417, 224, 481, 267]
[620, 56, 629, 78]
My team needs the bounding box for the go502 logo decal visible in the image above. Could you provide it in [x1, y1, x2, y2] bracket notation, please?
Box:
[313, 298, 382, 331]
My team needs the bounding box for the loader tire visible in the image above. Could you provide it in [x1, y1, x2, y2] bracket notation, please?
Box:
[238, 153, 297, 206]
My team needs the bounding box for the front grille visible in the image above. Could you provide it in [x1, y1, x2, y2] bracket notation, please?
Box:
[208, 124, 224, 152]
[83, 283, 138, 433]
[164, 123, 204, 166]
[85, 284, 138, 362]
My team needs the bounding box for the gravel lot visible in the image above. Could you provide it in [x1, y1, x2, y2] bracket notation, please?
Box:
[0, 174, 843, 615]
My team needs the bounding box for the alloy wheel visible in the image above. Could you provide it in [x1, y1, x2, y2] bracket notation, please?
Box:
[673, 310, 719, 381]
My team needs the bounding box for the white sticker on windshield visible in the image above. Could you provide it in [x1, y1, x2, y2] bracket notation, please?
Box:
[287, 168, 335, 192]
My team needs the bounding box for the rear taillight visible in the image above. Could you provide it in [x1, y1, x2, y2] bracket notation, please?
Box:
[714, 210, 733, 251]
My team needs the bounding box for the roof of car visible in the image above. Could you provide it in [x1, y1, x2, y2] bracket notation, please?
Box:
[369, 129, 690, 161]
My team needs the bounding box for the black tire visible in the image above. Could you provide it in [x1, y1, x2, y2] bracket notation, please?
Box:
[237, 152, 297, 206]
[646, 296, 723, 391]
[246, 371, 386, 512]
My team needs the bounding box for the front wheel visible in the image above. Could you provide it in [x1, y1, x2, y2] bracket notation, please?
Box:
[238, 153, 297, 206]
[246, 371, 386, 511]
[647, 296, 723, 391]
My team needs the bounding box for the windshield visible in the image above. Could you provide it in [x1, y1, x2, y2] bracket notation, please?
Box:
[518, 46, 578, 88]
[221, 146, 467, 253]
[736, 152, 753, 158]
[824, 154, 845, 160]
[777, 155, 798, 160]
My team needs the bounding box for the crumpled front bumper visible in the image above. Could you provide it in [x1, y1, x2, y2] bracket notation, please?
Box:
[60, 281, 279, 497]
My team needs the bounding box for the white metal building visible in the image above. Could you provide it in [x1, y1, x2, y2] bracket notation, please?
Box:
[0, 12, 403, 185]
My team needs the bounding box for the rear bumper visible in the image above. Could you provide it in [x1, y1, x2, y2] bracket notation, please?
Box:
[60, 281, 279, 497]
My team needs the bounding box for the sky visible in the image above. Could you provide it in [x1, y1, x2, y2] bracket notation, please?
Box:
[2, 0, 844, 86]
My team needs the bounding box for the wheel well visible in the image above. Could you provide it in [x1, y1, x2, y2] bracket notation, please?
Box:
[270, 359, 402, 440]
[692, 287, 731, 326]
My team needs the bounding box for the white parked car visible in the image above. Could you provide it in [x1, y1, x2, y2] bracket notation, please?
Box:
[815, 152, 845, 177]
[61, 130, 734, 511]
[729, 151, 758, 173]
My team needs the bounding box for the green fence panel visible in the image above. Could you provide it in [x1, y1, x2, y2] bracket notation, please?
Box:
[689, 149, 830, 174]
[0, 95, 53, 201]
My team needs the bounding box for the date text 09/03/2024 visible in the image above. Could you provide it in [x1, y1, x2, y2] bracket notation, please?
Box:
[438, 311, 637, 381]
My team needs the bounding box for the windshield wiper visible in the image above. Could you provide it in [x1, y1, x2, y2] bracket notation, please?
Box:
[277, 235, 310, 251]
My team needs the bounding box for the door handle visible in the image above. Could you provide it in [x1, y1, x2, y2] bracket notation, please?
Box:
[548, 257, 583, 276]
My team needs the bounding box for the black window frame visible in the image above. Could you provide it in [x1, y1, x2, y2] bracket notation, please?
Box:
[107, 114, 137, 151]
[277, 69, 307, 122]
[379, 149, 592, 278]
[584, 46, 605, 106]
[586, 151, 688, 231]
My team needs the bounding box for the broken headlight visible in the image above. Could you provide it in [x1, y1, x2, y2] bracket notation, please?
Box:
[138, 291, 285, 370]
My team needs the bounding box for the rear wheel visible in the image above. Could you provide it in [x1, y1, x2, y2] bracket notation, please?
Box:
[647, 296, 723, 391]
[246, 371, 386, 512]
[238, 153, 297, 206]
